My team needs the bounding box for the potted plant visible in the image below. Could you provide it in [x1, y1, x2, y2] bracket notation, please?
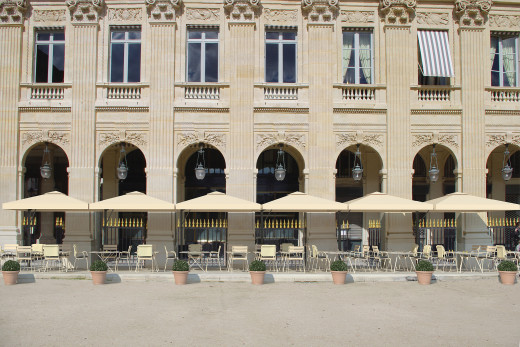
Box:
[172, 260, 189, 285]
[90, 260, 108, 285]
[415, 260, 434, 285]
[330, 259, 348, 284]
[497, 260, 517, 285]
[249, 260, 266, 285]
[2, 260, 20, 285]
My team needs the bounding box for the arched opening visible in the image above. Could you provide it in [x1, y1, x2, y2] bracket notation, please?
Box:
[22, 142, 69, 245]
[98, 142, 147, 251]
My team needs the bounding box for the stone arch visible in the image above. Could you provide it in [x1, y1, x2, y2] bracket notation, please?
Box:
[255, 142, 306, 174]
[96, 139, 148, 169]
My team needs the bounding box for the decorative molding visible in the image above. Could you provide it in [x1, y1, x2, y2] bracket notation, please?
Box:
[340, 10, 375, 23]
[145, 0, 181, 23]
[336, 132, 384, 151]
[333, 108, 387, 114]
[21, 130, 70, 148]
[33, 9, 67, 22]
[98, 131, 148, 148]
[174, 106, 229, 113]
[96, 106, 149, 112]
[486, 134, 507, 148]
[301, 0, 338, 23]
[224, 0, 260, 23]
[177, 132, 226, 151]
[454, 0, 492, 27]
[0, 0, 27, 24]
[412, 133, 459, 149]
[186, 8, 220, 21]
[438, 134, 459, 149]
[256, 132, 306, 150]
[411, 109, 462, 115]
[264, 8, 297, 23]
[379, 0, 416, 25]
[489, 15, 520, 29]
[254, 107, 308, 113]
[19, 107, 72, 113]
[416, 12, 449, 26]
[108, 8, 142, 22]
[67, 0, 104, 24]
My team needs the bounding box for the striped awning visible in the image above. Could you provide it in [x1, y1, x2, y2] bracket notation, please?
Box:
[418, 30, 454, 77]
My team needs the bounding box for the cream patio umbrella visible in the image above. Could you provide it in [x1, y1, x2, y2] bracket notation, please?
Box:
[344, 192, 433, 212]
[2, 191, 90, 211]
[426, 192, 520, 212]
[88, 191, 175, 211]
[175, 191, 261, 212]
[261, 191, 348, 212]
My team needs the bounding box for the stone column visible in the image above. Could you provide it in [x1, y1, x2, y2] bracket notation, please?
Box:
[65, 0, 104, 250]
[455, 0, 493, 249]
[380, 0, 416, 250]
[0, 0, 27, 245]
[225, 0, 259, 250]
[303, 0, 338, 251]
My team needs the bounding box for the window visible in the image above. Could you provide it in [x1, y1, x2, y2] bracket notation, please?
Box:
[187, 29, 219, 82]
[265, 30, 296, 83]
[110, 29, 141, 83]
[34, 32, 65, 83]
[491, 35, 518, 87]
[417, 30, 454, 85]
[342, 30, 373, 84]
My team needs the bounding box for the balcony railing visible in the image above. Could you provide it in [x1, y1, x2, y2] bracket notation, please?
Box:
[487, 87, 520, 103]
[185, 85, 220, 99]
[264, 86, 299, 100]
[20, 83, 72, 100]
[106, 84, 142, 99]
[341, 85, 376, 101]
[416, 86, 452, 101]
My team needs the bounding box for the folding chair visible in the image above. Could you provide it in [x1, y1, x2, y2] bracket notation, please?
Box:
[227, 246, 248, 271]
[285, 245, 305, 272]
[135, 245, 155, 272]
[187, 244, 204, 271]
[259, 245, 278, 272]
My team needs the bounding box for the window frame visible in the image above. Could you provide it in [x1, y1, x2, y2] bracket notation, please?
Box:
[264, 29, 297, 83]
[109, 28, 142, 83]
[33, 31, 65, 83]
[342, 29, 374, 85]
[186, 28, 219, 83]
[491, 34, 519, 87]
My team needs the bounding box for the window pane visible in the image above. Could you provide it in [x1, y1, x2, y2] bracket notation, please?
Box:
[265, 43, 278, 82]
[53, 33, 65, 41]
[491, 71, 500, 86]
[282, 44, 296, 83]
[205, 31, 218, 40]
[127, 43, 141, 83]
[187, 42, 201, 82]
[37, 33, 50, 41]
[110, 43, 125, 82]
[35, 45, 49, 83]
[282, 32, 296, 40]
[52, 44, 65, 83]
[188, 31, 202, 40]
[345, 68, 355, 84]
[128, 31, 141, 40]
[266, 32, 278, 40]
[111, 32, 125, 40]
[205, 42, 218, 82]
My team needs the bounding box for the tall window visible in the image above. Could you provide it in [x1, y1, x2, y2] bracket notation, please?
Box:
[34, 32, 65, 83]
[417, 30, 453, 85]
[265, 30, 296, 83]
[110, 29, 141, 83]
[342, 30, 373, 84]
[187, 29, 219, 82]
[491, 35, 518, 87]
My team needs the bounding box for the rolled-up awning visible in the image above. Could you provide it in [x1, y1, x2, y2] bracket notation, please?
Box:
[418, 30, 454, 77]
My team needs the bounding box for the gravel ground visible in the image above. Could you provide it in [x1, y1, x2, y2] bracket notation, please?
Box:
[1, 277, 519, 346]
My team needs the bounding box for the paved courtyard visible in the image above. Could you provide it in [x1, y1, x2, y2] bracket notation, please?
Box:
[1, 277, 519, 346]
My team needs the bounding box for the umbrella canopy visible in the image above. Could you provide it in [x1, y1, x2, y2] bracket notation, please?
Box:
[426, 192, 520, 212]
[2, 191, 90, 211]
[262, 192, 348, 212]
[89, 191, 175, 211]
[176, 191, 261, 212]
[345, 192, 434, 212]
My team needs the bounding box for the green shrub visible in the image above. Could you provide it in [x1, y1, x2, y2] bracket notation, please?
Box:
[2, 260, 20, 272]
[90, 260, 108, 272]
[330, 259, 348, 272]
[416, 260, 434, 272]
[497, 260, 518, 272]
[249, 260, 266, 272]
[172, 260, 189, 272]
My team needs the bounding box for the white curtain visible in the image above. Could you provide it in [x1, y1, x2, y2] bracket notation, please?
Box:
[359, 34, 372, 84]
[490, 37, 497, 71]
[342, 33, 353, 83]
[502, 38, 516, 86]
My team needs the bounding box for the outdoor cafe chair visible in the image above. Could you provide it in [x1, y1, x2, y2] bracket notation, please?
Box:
[16, 246, 33, 271]
[135, 244, 155, 272]
[31, 244, 44, 262]
[285, 245, 305, 272]
[163, 245, 177, 272]
[206, 245, 223, 271]
[227, 245, 248, 271]
[42, 244, 61, 271]
[187, 244, 204, 271]
[310, 245, 329, 271]
[494, 245, 518, 270]
[434, 245, 456, 271]
[371, 246, 391, 271]
[2, 244, 17, 261]
[259, 245, 278, 272]
[72, 244, 89, 270]
[116, 245, 133, 271]
[476, 245, 496, 272]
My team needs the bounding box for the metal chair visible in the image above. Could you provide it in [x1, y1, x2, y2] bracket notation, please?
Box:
[259, 245, 277, 271]
[42, 244, 61, 271]
[206, 245, 223, 271]
[187, 244, 204, 271]
[435, 245, 456, 271]
[16, 246, 33, 270]
[285, 245, 305, 272]
[72, 244, 89, 270]
[227, 245, 248, 271]
[135, 245, 155, 272]
[116, 245, 133, 271]
[164, 245, 177, 271]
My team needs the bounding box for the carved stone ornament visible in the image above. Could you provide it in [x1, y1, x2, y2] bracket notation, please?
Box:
[340, 10, 375, 23]
[412, 134, 459, 149]
[454, 0, 492, 27]
[224, 0, 260, 22]
[489, 15, 520, 29]
[416, 12, 449, 26]
[336, 132, 384, 151]
[22, 131, 70, 152]
[0, 0, 27, 24]
[67, 0, 104, 23]
[177, 132, 226, 152]
[486, 134, 507, 148]
[301, 0, 338, 23]
[379, 0, 416, 25]
[33, 9, 67, 22]
[264, 8, 297, 23]
[108, 8, 142, 22]
[146, 0, 181, 23]
[98, 131, 148, 148]
[186, 8, 220, 21]
[256, 132, 306, 151]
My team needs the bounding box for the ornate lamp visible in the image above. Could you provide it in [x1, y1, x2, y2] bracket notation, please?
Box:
[274, 144, 286, 181]
[195, 143, 206, 180]
[352, 144, 363, 181]
[117, 144, 128, 180]
[40, 143, 52, 179]
[429, 144, 440, 183]
[502, 144, 513, 181]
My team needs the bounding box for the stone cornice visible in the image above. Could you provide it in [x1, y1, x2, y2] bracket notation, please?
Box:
[174, 106, 229, 113]
[411, 109, 463, 115]
[333, 108, 387, 114]
[379, 0, 416, 25]
[254, 107, 309, 113]
[19, 106, 71, 113]
[96, 106, 149, 112]
[0, 0, 27, 25]
[485, 109, 520, 116]
[454, 0, 492, 27]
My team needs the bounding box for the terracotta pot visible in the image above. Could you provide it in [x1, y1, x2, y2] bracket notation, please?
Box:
[90, 271, 107, 285]
[250, 271, 266, 285]
[499, 271, 517, 285]
[2, 271, 19, 285]
[331, 271, 347, 285]
[172, 271, 189, 285]
[416, 271, 433, 285]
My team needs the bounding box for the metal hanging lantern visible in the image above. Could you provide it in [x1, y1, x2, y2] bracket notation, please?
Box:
[195, 144, 206, 180]
[274, 144, 286, 181]
[352, 144, 363, 181]
[40, 143, 52, 179]
[429, 144, 440, 183]
[117, 144, 128, 180]
[502, 144, 513, 181]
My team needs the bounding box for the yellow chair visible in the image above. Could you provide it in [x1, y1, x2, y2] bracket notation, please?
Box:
[227, 245, 248, 271]
[72, 244, 89, 270]
[135, 245, 155, 272]
[259, 245, 277, 271]
[42, 244, 61, 271]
